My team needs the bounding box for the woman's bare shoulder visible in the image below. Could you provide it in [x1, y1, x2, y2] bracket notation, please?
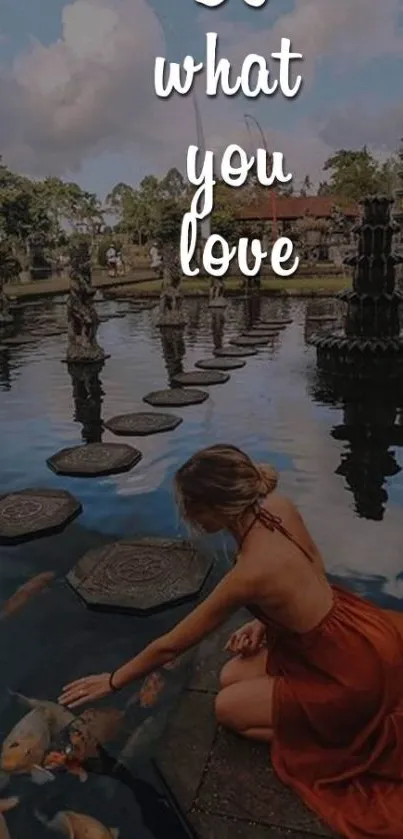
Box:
[265, 492, 299, 518]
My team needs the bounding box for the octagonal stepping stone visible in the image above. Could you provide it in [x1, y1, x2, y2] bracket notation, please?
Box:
[241, 330, 277, 339]
[67, 537, 213, 614]
[214, 346, 257, 358]
[47, 442, 142, 477]
[306, 314, 337, 322]
[230, 336, 269, 347]
[195, 357, 245, 370]
[258, 319, 291, 326]
[171, 370, 229, 387]
[143, 389, 208, 407]
[105, 412, 182, 437]
[0, 488, 81, 545]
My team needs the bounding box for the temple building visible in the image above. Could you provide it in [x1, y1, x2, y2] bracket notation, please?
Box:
[236, 194, 359, 261]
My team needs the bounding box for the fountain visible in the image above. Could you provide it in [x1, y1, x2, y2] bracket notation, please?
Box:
[314, 197, 403, 378]
[65, 242, 108, 364]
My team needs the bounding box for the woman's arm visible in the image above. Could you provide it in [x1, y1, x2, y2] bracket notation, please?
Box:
[59, 567, 256, 708]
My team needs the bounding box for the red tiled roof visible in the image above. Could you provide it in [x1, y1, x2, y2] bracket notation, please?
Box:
[237, 195, 359, 220]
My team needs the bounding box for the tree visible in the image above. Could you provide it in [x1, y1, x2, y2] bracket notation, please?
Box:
[160, 167, 188, 201]
[321, 148, 397, 202]
[0, 160, 53, 282]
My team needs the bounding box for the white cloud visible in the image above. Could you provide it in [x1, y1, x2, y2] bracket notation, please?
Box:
[1, 0, 164, 173]
[0, 0, 402, 182]
[207, 0, 403, 80]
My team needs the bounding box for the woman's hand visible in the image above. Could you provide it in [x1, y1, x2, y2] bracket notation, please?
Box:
[225, 620, 266, 657]
[58, 673, 112, 709]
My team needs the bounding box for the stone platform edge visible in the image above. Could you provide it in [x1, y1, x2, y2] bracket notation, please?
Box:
[155, 614, 335, 839]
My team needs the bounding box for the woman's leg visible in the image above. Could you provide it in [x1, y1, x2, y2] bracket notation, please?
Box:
[219, 647, 268, 689]
[215, 675, 275, 743]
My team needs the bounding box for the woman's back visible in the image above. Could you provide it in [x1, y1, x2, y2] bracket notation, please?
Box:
[238, 493, 334, 634]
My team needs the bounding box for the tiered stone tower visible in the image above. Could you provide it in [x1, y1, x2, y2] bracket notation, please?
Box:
[314, 197, 403, 378]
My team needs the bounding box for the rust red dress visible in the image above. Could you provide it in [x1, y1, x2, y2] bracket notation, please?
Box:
[246, 508, 403, 838]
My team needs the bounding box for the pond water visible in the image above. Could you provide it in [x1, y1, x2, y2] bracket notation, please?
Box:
[1, 294, 403, 837]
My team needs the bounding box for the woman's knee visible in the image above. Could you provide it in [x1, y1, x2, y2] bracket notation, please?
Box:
[219, 648, 268, 690]
[219, 657, 241, 690]
[215, 687, 239, 730]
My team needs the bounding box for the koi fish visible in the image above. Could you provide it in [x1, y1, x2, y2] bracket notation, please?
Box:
[136, 672, 165, 708]
[1, 573, 55, 619]
[43, 708, 124, 782]
[36, 810, 119, 838]
[1, 693, 74, 782]
[0, 798, 19, 839]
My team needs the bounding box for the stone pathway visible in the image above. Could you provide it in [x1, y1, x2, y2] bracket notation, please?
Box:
[156, 616, 336, 839]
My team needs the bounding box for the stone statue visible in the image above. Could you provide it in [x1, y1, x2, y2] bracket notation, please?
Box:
[208, 277, 226, 308]
[156, 242, 186, 327]
[66, 243, 107, 363]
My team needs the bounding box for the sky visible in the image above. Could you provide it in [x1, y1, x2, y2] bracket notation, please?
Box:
[1, 0, 403, 197]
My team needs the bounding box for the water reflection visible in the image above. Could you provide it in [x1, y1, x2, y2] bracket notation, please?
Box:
[0, 348, 11, 391]
[211, 310, 225, 350]
[68, 361, 105, 443]
[186, 299, 202, 342]
[311, 371, 403, 521]
[159, 328, 186, 384]
[242, 294, 261, 330]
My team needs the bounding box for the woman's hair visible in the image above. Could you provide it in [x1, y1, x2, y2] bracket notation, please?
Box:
[174, 444, 278, 523]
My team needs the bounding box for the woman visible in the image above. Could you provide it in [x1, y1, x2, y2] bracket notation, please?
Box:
[60, 444, 403, 838]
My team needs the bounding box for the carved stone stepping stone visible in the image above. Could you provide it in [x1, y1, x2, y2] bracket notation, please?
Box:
[214, 346, 257, 358]
[105, 412, 182, 437]
[258, 318, 291, 326]
[2, 335, 36, 346]
[250, 325, 280, 333]
[67, 537, 213, 614]
[171, 371, 229, 387]
[306, 315, 337, 322]
[47, 442, 142, 477]
[0, 345, 8, 352]
[230, 336, 269, 347]
[195, 357, 245, 370]
[0, 488, 81, 545]
[241, 330, 277, 339]
[143, 389, 208, 407]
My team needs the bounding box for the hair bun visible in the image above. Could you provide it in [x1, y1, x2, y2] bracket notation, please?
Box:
[258, 464, 278, 495]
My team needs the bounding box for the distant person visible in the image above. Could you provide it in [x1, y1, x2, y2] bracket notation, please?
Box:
[60, 444, 403, 838]
[106, 244, 117, 277]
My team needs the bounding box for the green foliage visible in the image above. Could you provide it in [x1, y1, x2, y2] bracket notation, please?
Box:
[322, 148, 399, 202]
[153, 199, 185, 245]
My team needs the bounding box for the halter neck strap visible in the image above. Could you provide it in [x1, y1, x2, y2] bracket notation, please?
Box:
[238, 503, 314, 564]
